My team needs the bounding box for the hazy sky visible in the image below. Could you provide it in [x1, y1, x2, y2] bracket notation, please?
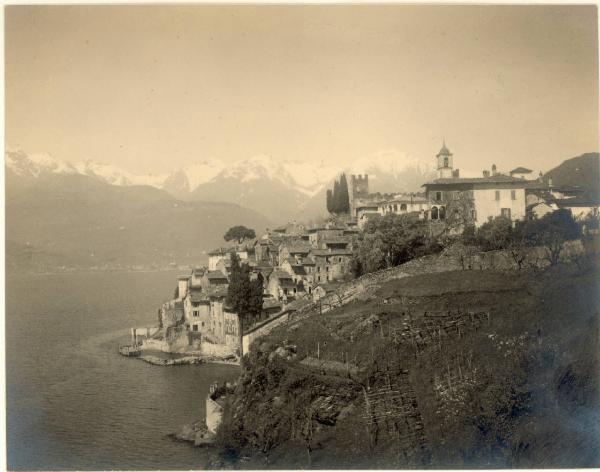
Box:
[5, 5, 599, 174]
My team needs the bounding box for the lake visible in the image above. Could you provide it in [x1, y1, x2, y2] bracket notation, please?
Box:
[5, 271, 239, 470]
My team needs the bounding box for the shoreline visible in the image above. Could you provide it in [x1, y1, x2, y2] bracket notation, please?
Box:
[136, 352, 240, 367]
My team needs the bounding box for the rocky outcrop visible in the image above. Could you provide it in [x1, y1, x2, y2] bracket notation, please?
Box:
[170, 420, 216, 446]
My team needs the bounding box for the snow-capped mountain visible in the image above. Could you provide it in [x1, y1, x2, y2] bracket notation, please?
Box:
[75, 159, 169, 187]
[5, 147, 436, 222]
[6, 148, 78, 178]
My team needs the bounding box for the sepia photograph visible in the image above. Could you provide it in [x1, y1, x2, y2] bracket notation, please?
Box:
[3, 3, 600, 470]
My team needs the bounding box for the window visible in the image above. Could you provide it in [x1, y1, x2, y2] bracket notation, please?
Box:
[435, 192, 442, 202]
[400, 203, 407, 211]
[326, 266, 329, 272]
[201, 322, 204, 327]
[511, 190, 516, 200]
[393, 204, 398, 212]
[193, 310, 199, 317]
[431, 206, 439, 220]
[193, 325, 198, 332]
[439, 206, 446, 220]
[444, 157, 449, 167]
[501, 208, 511, 219]
[495, 190, 500, 201]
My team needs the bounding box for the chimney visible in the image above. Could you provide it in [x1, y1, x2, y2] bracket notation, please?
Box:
[452, 169, 460, 178]
[492, 164, 497, 176]
[548, 177, 553, 188]
[483, 170, 490, 178]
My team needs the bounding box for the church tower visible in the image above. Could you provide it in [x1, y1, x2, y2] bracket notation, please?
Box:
[436, 140, 454, 179]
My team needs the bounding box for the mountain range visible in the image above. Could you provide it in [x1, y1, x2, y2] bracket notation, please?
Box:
[5, 148, 436, 223]
[5, 153, 272, 272]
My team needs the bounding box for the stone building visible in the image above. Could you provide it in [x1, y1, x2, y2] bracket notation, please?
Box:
[423, 143, 532, 228]
[377, 194, 428, 218]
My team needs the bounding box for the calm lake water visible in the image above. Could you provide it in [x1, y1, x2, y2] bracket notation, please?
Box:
[6, 271, 239, 470]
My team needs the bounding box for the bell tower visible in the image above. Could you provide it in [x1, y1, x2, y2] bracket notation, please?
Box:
[436, 140, 454, 179]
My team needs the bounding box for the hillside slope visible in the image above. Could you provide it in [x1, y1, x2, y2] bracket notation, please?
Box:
[544, 152, 599, 200]
[6, 173, 271, 272]
[213, 262, 599, 469]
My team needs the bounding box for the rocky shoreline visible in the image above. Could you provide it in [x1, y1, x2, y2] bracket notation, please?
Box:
[128, 352, 239, 366]
[169, 419, 216, 446]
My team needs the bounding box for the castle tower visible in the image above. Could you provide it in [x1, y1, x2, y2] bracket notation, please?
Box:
[436, 141, 454, 179]
[349, 174, 369, 218]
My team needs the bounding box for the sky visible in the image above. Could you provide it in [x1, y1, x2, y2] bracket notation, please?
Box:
[5, 5, 599, 175]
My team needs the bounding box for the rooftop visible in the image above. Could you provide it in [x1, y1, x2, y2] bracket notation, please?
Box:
[423, 174, 545, 187]
[206, 270, 228, 280]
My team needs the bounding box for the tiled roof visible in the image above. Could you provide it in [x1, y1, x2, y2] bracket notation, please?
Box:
[273, 270, 293, 280]
[206, 270, 228, 280]
[263, 299, 282, 310]
[381, 195, 428, 205]
[423, 175, 541, 187]
[205, 285, 228, 298]
[310, 249, 350, 257]
[322, 238, 350, 246]
[286, 245, 311, 254]
[328, 249, 353, 256]
[291, 265, 307, 275]
[190, 291, 209, 303]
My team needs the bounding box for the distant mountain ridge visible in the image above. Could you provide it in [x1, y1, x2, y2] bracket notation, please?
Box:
[5, 148, 436, 222]
[5, 162, 272, 272]
[543, 152, 599, 201]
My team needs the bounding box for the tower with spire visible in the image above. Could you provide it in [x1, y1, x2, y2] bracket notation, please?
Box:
[436, 140, 454, 179]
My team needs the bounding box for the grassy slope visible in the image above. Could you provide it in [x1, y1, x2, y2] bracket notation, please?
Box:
[215, 263, 599, 469]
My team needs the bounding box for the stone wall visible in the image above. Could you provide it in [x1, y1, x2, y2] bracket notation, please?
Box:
[200, 340, 237, 358]
[242, 311, 292, 355]
[206, 397, 223, 435]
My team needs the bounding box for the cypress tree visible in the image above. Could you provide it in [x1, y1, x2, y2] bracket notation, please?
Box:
[339, 173, 350, 213]
[326, 189, 333, 213]
[332, 180, 341, 213]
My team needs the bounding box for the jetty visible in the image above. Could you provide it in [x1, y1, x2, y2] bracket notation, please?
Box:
[118, 344, 142, 357]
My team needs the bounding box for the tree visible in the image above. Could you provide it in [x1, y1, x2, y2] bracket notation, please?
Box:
[226, 253, 264, 354]
[476, 217, 513, 251]
[326, 174, 351, 214]
[338, 173, 350, 213]
[521, 209, 582, 266]
[351, 213, 441, 276]
[332, 180, 341, 213]
[224, 225, 256, 244]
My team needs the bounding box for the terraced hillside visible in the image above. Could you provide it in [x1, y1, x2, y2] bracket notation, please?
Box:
[213, 261, 599, 469]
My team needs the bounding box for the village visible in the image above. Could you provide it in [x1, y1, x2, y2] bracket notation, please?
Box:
[119, 143, 599, 364]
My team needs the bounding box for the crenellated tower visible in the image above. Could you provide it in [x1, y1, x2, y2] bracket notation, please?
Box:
[349, 174, 369, 217]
